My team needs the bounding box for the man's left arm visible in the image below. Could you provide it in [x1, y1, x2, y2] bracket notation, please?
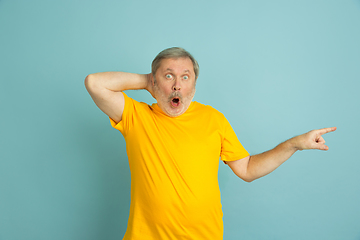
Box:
[227, 127, 337, 182]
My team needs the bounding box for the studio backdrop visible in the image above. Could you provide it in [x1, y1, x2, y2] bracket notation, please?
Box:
[1, 0, 359, 239]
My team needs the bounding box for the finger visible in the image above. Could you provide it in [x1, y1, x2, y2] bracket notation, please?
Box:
[313, 143, 329, 150]
[318, 127, 337, 135]
[320, 144, 329, 151]
[316, 136, 325, 144]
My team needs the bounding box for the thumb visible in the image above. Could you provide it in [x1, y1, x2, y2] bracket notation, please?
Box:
[318, 144, 329, 151]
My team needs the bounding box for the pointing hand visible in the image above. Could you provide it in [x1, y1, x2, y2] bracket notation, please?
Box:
[293, 127, 337, 151]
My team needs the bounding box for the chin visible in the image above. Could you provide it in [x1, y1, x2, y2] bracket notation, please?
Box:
[164, 107, 185, 117]
[163, 101, 191, 117]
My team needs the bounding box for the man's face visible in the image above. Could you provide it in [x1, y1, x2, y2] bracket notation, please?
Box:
[153, 57, 196, 117]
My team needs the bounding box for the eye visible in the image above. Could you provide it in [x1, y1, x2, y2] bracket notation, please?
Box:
[183, 75, 189, 80]
[165, 74, 173, 79]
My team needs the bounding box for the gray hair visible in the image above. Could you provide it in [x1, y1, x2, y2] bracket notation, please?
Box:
[151, 47, 199, 80]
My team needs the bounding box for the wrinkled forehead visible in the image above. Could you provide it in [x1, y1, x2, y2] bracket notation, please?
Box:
[157, 57, 195, 75]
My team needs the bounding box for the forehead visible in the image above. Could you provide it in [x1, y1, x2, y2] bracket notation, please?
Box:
[158, 57, 194, 74]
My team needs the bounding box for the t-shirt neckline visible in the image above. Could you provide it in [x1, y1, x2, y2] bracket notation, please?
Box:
[151, 101, 195, 118]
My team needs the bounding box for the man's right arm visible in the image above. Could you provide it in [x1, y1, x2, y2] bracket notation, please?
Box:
[84, 72, 153, 123]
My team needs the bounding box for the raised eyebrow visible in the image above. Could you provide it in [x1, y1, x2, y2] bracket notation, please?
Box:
[164, 69, 191, 75]
[179, 70, 191, 76]
[165, 68, 190, 73]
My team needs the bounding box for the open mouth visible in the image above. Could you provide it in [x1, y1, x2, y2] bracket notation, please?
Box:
[171, 97, 180, 107]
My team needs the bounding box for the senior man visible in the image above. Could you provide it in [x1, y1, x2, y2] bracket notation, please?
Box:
[85, 47, 336, 240]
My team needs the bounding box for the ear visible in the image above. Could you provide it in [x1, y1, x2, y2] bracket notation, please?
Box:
[151, 73, 156, 86]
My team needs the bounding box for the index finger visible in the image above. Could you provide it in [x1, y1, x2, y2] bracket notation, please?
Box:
[318, 127, 337, 135]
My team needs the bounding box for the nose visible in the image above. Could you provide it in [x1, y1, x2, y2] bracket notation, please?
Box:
[172, 79, 181, 91]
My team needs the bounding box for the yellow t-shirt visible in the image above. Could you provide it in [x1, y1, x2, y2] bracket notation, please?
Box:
[110, 93, 249, 240]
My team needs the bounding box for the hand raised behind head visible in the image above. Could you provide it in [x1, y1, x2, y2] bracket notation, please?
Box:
[145, 73, 156, 99]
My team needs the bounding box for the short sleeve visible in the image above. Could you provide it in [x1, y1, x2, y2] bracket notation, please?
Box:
[220, 117, 249, 162]
[109, 92, 135, 136]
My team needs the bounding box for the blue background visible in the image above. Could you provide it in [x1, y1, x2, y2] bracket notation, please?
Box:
[1, 0, 359, 239]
